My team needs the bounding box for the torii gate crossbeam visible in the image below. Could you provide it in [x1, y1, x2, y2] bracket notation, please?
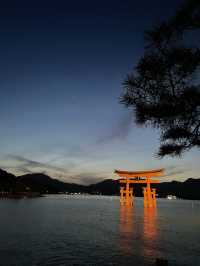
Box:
[115, 169, 164, 207]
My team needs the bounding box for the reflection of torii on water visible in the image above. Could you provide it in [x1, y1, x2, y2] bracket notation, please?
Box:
[115, 169, 164, 207]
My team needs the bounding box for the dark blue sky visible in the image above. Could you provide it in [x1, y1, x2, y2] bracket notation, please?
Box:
[0, 0, 198, 184]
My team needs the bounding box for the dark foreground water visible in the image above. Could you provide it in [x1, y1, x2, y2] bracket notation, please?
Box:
[0, 196, 199, 266]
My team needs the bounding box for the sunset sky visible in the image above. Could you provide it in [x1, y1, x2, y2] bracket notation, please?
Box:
[0, 0, 199, 184]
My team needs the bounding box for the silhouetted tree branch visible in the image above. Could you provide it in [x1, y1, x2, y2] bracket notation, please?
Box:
[121, 0, 200, 157]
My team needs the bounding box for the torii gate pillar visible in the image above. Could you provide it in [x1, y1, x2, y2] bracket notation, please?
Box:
[115, 169, 164, 207]
[120, 178, 133, 206]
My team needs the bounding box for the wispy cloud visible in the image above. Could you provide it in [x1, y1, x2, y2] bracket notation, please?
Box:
[0, 154, 71, 181]
[71, 172, 107, 185]
[164, 165, 189, 179]
[96, 112, 133, 144]
[0, 154, 109, 185]
[5, 154, 67, 172]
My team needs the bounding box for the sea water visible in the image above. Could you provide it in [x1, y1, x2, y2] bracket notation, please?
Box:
[0, 196, 199, 266]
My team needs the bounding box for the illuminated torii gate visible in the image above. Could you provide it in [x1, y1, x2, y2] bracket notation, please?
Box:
[115, 169, 164, 207]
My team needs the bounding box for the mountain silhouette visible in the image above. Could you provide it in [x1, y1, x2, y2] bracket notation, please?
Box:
[0, 169, 16, 192]
[0, 168, 200, 199]
[18, 173, 86, 194]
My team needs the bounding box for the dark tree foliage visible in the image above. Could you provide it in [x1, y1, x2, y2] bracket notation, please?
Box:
[121, 0, 200, 157]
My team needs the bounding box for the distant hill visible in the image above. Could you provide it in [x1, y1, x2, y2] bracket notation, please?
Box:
[0, 170, 86, 194]
[157, 178, 200, 200]
[89, 178, 200, 200]
[87, 179, 119, 195]
[0, 169, 16, 192]
[18, 173, 86, 194]
[0, 168, 200, 200]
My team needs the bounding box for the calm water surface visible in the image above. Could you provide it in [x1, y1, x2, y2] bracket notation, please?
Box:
[0, 196, 199, 266]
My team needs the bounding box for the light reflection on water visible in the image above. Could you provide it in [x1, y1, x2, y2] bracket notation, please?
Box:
[119, 204, 159, 265]
[119, 205, 135, 256]
[0, 196, 199, 266]
[142, 206, 158, 262]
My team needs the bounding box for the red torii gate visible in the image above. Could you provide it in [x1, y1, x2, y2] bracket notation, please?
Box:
[115, 169, 164, 207]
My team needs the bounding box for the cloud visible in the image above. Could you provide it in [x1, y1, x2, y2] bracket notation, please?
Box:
[5, 154, 67, 172]
[0, 154, 108, 185]
[164, 165, 189, 178]
[0, 154, 71, 180]
[71, 172, 107, 185]
[96, 112, 133, 144]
